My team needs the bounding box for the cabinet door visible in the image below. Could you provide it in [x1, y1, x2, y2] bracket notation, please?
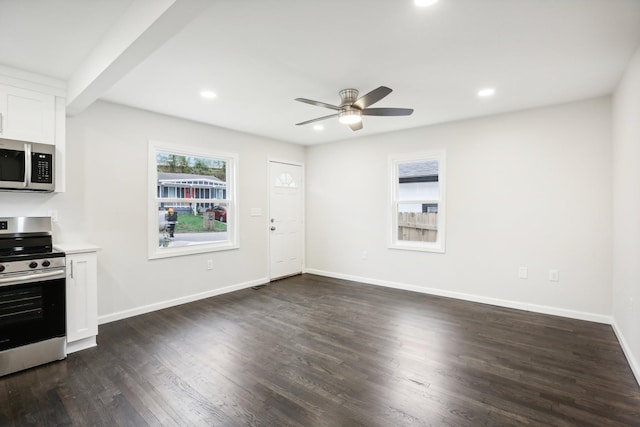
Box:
[0, 84, 55, 144]
[66, 253, 98, 343]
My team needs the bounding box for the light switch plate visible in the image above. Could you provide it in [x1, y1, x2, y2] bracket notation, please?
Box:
[518, 267, 528, 279]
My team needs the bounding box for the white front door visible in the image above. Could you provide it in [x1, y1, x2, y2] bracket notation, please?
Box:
[269, 161, 303, 280]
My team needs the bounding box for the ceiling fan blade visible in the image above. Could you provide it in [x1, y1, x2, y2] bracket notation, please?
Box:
[349, 121, 363, 131]
[296, 113, 339, 126]
[295, 98, 341, 110]
[361, 108, 414, 116]
[353, 86, 392, 109]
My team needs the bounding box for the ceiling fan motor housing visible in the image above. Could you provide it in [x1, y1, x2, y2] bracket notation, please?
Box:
[339, 89, 360, 108]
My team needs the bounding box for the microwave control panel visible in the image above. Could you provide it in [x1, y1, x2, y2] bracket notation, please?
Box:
[31, 152, 53, 184]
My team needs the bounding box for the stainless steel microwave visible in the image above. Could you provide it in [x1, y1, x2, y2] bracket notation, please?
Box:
[0, 138, 55, 192]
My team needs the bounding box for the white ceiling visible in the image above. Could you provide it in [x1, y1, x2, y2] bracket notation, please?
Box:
[2, 0, 640, 145]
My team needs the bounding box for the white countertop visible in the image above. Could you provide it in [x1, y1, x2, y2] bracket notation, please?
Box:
[53, 243, 101, 254]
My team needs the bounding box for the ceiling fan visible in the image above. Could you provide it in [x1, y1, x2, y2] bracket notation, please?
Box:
[295, 86, 413, 131]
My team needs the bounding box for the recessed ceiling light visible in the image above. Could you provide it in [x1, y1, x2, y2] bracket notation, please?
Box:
[200, 90, 217, 99]
[414, 0, 439, 7]
[313, 124, 324, 131]
[477, 88, 496, 98]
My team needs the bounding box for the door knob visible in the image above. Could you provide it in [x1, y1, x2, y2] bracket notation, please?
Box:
[270, 226, 276, 231]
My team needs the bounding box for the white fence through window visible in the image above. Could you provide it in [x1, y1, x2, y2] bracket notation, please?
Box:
[398, 212, 438, 242]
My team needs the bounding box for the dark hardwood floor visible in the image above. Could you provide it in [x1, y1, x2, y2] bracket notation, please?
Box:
[1, 274, 639, 426]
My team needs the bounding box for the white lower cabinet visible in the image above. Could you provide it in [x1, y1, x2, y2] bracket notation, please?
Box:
[55, 245, 99, 353]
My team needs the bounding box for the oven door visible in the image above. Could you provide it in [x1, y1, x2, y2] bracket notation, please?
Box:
[0, 275, 65, 352]
[0, 139, 27, 190]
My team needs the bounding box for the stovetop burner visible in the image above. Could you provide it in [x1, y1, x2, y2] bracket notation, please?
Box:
[0, 217, 64, 273]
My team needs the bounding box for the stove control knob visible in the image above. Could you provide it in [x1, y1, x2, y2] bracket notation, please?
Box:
[29, 261, 38, 269]
[0, 265, 4, 272]
[42, 260, 51, 267]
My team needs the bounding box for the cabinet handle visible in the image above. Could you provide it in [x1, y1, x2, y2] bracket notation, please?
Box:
[70, 260, 74, 279]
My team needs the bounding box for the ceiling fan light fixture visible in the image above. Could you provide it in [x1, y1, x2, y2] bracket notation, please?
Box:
[295, 86, 410, 131]
[338, 109, 362, 125]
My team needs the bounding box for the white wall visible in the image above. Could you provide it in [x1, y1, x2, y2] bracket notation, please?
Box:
[612, 46, 640, 381]
[306, 97, 612, 321]
[2, 101, 304, 322]
[0, 83, 634, 380]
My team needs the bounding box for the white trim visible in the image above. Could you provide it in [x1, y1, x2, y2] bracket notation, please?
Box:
[304, 268, 612, 324]
[267, 157, 305, 167]
[54, 96, 66, 192]
[148, 140, 239, 259]
[0, 64, 66, 96]
[98, 277, 269, 325]
[150, 241, 239, 259]
[610, 318, 640, 386]
[268, 159, 306, 280]
[389, 150, 446, 253]
[67, 336, 97, 354]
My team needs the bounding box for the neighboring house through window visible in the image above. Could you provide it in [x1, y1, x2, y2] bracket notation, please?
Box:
[148, 141, 238, 259]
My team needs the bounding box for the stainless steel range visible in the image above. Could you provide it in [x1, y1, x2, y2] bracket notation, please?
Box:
[0, 217, 66, 377]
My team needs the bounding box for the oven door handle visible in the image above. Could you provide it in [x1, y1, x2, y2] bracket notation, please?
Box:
[0, 269, 66, 288]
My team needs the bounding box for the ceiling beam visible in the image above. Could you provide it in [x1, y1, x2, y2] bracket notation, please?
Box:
[66, 0, 211, 116]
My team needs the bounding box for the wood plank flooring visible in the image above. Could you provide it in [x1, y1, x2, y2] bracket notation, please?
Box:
[1, 274, 639, 426]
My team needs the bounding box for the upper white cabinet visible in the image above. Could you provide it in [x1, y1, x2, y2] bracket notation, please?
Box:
[0, 65, 67, 191]
[0, 85, 56, 144]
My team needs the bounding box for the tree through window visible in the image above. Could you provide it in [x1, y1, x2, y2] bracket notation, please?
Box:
[148, 141, 238, 259]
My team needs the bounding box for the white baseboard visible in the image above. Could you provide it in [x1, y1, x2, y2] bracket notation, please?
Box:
[610, 318, 640, 387]
[98, 277, 270, 325]
[304, 268, 611, 324]
[67, 336, 97, 354]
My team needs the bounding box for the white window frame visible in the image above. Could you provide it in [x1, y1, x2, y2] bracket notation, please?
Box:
[148, 140, 239, 259]
[389, 150, 446, 253]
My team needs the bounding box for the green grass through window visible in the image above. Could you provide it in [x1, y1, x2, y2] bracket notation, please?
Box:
[174, 213, 227, 233]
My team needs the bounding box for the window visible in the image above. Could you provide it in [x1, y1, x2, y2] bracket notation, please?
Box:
[148, 141, 238, 259]
[389, 151, 446, 253]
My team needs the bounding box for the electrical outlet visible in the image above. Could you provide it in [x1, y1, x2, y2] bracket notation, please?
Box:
[518, 267, 528, 279]
[361, 251, 367, 260]
[48, 210, 58, 222]
[207, 259, 213, 270]
[549, 269, 559, 282]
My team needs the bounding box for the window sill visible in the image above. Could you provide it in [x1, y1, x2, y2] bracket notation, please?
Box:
[389, 242, 445, 253]
[149, 241, 239, 259]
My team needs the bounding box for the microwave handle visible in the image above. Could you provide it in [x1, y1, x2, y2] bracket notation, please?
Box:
[24, 142, 31, 187]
